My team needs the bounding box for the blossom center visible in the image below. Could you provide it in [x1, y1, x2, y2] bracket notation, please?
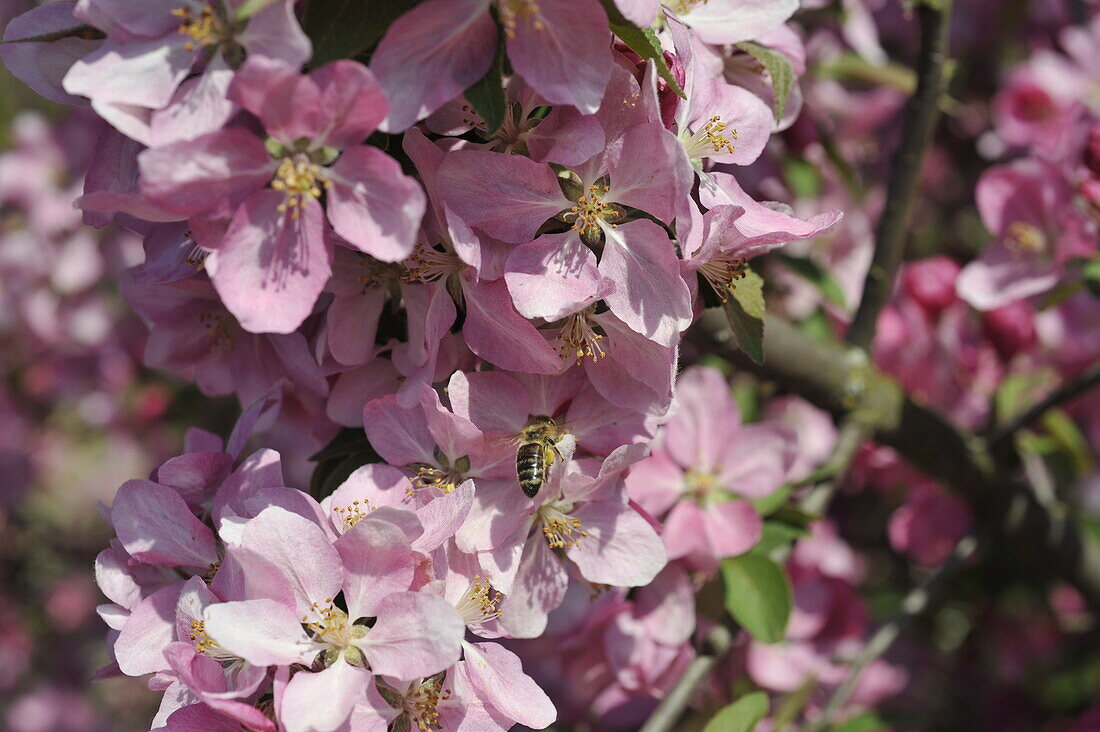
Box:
[302, 599, 367, 656]
[556, 307, 607, 364]
[497, 0, 544, 37]
[663, 0, 710, 15]
[683, 115, 738, 162]
[539, 502, 587, 549]
[199, 311, 234, 352]
[453, 575, 503, 627]
[172, 4, 228, 52]
[404, 245, 463, 284]
[410, 452, 469, 495]
[332, 499, 373, 531]
[1004, 220, 1048, 257]
[562, 182, 614, 241]
[683, 469, 722, 502]
[405, 676, 453, 731]
[697, 254, 748, 301]
[190, 619, 238, 663]
[271, 156, 331, 219]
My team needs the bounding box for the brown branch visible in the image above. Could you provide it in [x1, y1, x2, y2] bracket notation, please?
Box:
[845, 0, 953, 351]
[696, 310, 1100, 612]
[638, 626, 734, 732]
[991, 361, 1100, 449]
[804, 536, 978, 732]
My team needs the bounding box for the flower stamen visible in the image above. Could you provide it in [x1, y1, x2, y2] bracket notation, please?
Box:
[539, 503, 587, 549]
[171, 4, 227, 52]
[555, 308, 607, 364]
[271, 156, 331, 219]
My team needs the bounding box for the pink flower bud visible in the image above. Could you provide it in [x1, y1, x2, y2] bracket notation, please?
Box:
[981, 300, 1037, 361]
[901, 256, 961, 316]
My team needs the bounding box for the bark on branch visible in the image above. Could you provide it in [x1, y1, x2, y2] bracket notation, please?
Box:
[845, 0, 953, 351]
[696, 310, 1100, 611]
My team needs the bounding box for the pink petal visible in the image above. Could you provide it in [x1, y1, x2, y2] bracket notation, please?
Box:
[506, 233, 606, 320]
[599, 219, 693, 347]
[235, 0, 312, 69]
[206, 191, 333, 335]
[138, 128, 272, 219]
[203, 599, 319, 667]
[328, 146, 426, 262]
[363, 394, 437, 466]
[370, 0, 497, 132]
[149, 58, 236, 146]
[461, 275, 564, 374]
[412, 481, 475, 553]
[674, 0, 798, 45]
[112, 479, 219, 568]
[956, 242, 1061, 311]
[309, 61, 388, 148]
[280, 658, 370, 732]
[663, 366, 742, 473]
[357, 592, 464, 680]
[703, 500, 763, 558]
[114, 582, 183, 676]
[462, 642, 557, 728]
[606, 122, 692, 224]
[505, 0, 611, 113]
[498, 535, 569, 638]
[437, 149, 570, 243]
[718, 423, 798, 499]
[228, 56, 326, 143]
[568, 501, 667, 586]
[0, 3, 98, 105]
[335, 515, 416, 619]
[236, 506, 344, 616]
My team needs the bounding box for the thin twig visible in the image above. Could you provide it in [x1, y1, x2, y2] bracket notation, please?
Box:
[638, 626, 734, 732]
[799, 419, 868, 517]
[991, 361, 1100, 450]
[845, 0, 953, 351]
[803, 535, 978, 732]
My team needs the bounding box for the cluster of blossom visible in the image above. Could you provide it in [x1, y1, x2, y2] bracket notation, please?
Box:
[0, 0, 878, 729]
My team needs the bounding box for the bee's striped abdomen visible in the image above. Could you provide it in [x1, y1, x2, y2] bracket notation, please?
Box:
[517, 441, 546, 498]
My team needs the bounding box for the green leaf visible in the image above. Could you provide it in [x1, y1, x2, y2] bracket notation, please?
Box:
[721, 268, 765, 364]
[1041, 409, 1095, 476]
[721, 553, 792, 643]
[751, 520, 809, 556]
[780, 157, 823, 199]
[302, 0, 414, 66]
[780, 254, 846, 307]
[832, 711, 890, 732]
[464, 38, 506, 134]
[235, 0, 281, 21]
[599, 0, 685, 98]
[736, 41, 794, 122]
[702, 691, 769, 732]
[750, 484, 792, 518]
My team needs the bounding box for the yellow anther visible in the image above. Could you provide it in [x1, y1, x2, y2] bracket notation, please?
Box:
[539, 504, 587, 549]
[189, 619, 219, 656]
[172, 4, 226, 52]
[332, 499, 373, 531]
[1005, 221, 1048, 257]
[498, 0, 544, 38]
[697, 255, 747, 302]
[454, 575, 503, 626]
[556, 308, 607, 364]
[271, 157, 331, 220]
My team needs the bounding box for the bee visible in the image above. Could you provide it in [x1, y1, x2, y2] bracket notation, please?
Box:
[515, 416, 568, 498]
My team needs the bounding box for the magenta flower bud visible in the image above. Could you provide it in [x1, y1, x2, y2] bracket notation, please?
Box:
[981, 300, 1037, 361]
[901, 256, 961, 317]
[1084, 123, 1100, 177]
